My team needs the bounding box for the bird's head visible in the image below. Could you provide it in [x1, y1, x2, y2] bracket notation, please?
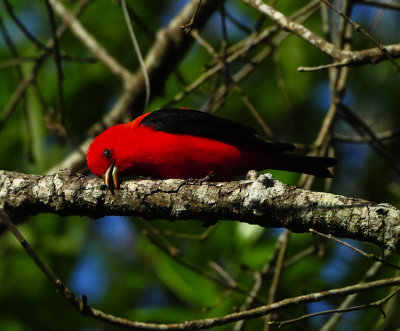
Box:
[86, 124, 133, 189]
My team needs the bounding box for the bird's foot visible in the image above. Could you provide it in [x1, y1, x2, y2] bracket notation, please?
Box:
[185, 172, 215, 184]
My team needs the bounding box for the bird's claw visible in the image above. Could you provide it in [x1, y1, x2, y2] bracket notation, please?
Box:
[185, 172, 214, 185]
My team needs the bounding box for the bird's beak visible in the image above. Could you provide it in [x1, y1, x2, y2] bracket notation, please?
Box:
[103, 161, 120, 189]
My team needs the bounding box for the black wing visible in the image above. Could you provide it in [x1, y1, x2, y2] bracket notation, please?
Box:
[139, 108, 294, 153]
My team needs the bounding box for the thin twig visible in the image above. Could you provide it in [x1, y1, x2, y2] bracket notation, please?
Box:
[320, 249, 393, 331]
[300, 2, 352, 199]
[167, 0, 320, 107]
[121, 0, 150, 112]
[0, 0, 93, 131]
[188, 17, 275, 137]
[181, 0, 203, 34]
[243, 0, 349, 60]
[233, 270, 262, 331]
[162, 223, 218, 241]
[0, 53, 97, 69]
[44, 0, 66, 125]
[333, 130, 400, 144]
[2, 0, 50, 51]
[269, 288, 400, 328]
[122, 3, 155, 41]
[48, 0, 222, 174]
[264, 230, 290, 330]
[338, 103, 400, 176]
[138, 219, 181, 257]
[298, 60, 351, 71]
[234, 231, 294, 331]
[309, 229, 400, 271]
[141, 220, 261, 303]
[0, 58, 45, 130]
[273, 52, 295, 113]
[233, 84, 275, 138]
[320, 0, 400, 72]
[208, 260, 237, 288]
[2, 204, 400, 329]
[0, 207, 84, 313]
[0, 16, 34, 162]
[48, 0, 132, 81]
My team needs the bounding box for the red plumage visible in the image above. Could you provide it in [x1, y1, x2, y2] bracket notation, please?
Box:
[86, 108, 336, 188]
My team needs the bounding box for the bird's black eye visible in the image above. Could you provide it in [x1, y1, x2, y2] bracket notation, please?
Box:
[104, 149, 112, 159]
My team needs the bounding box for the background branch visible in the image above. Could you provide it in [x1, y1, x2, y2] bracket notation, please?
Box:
[1, 205, 399, 330]
[47, 0, 222, 174]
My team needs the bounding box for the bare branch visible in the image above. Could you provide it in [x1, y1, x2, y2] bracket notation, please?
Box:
[1, 204, 400, 330]
[269, 288, 400, 328]
[48, 0, 132, 81]
[44, 0, 66, 124]
[48, 0, 222, 174]
[121, 0, 150, 112]
[1, 170, 400, 251]
[320, 249, 393, 331]
[243, 0, 400, 69]
[243, 0, 348, 59]
[2, 0, 50, 51]
[310, 229, 400, 270]
[320, 0, 400, 72]
[0, 0, 93, 131]
[264, 230, 290, 329]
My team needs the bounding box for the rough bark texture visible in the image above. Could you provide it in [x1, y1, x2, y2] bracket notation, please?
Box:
[1, 170, 399, 251]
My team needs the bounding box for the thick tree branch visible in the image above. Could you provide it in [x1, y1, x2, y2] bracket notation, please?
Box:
[1, 170, 399, 251]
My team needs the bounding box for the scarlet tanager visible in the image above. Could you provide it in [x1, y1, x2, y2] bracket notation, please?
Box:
[87, 108, 336, 188]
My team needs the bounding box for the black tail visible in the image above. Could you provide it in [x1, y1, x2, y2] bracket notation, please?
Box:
[273, 154, 337, 178]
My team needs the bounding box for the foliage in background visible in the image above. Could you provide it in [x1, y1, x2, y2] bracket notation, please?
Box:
[1, 0, 400, 330]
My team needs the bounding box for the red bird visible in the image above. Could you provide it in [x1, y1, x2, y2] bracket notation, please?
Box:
[87, 108, 336, 188]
